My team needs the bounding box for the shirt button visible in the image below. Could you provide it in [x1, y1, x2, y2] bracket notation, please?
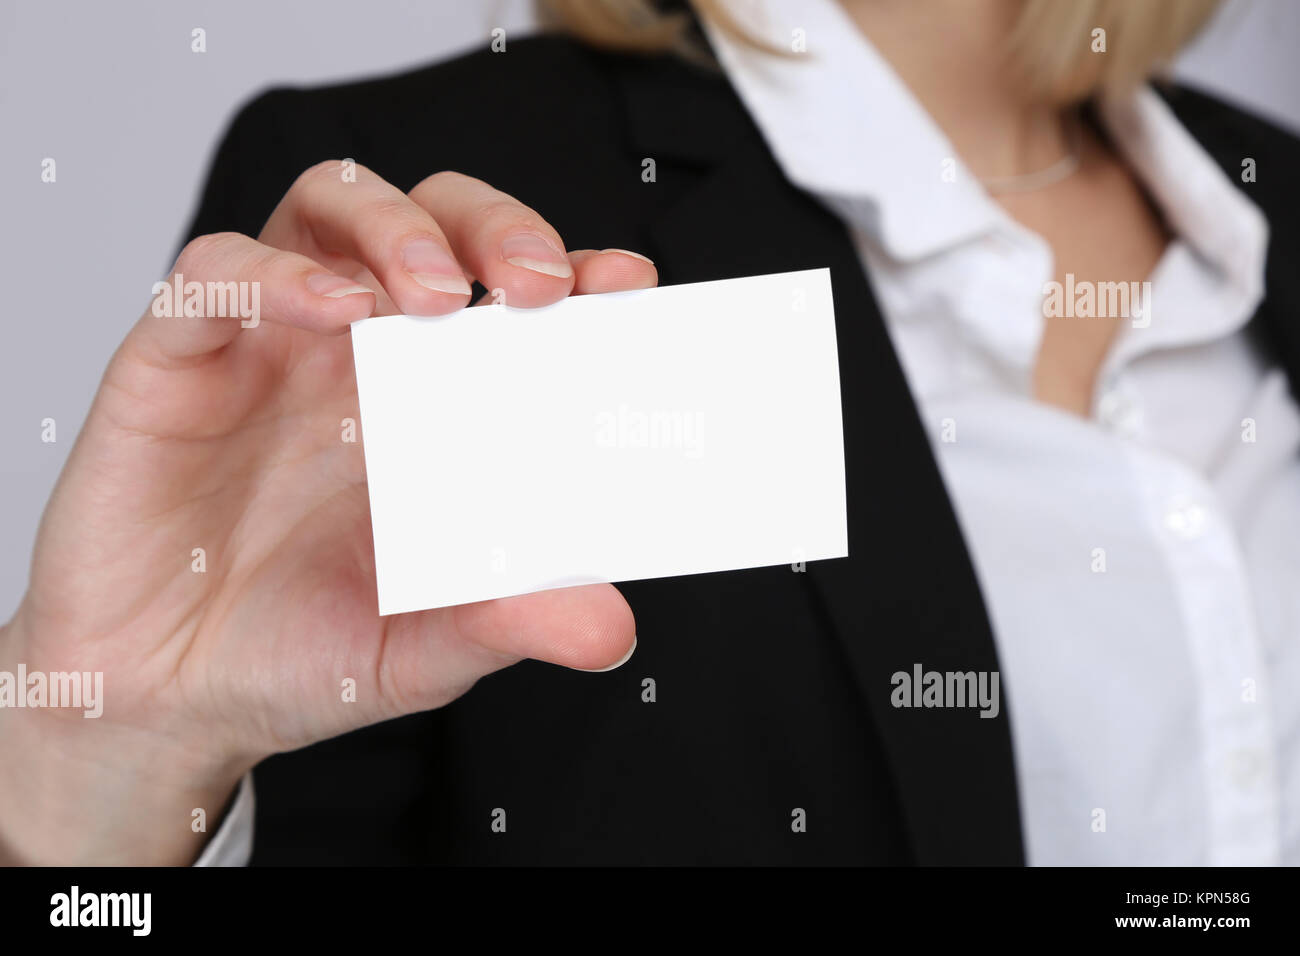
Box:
[1097, 388, 1143, 436]
[1163, 497, 1207, 540]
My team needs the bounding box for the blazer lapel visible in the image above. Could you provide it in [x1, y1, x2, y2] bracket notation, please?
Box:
[611, 53, 1026, 864]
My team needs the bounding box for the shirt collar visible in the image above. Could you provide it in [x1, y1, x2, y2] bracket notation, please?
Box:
[1089, 87, 1271, 376]
[701, 0, 1270, 305]
[699, 0, 1005, 261]
[1098, 87, 1269, 307]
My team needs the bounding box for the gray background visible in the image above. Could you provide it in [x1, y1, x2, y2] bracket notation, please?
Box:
[2, 0, 1297, 621]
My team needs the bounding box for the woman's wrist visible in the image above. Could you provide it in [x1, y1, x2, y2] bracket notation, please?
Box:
[0, 613, 249, 865]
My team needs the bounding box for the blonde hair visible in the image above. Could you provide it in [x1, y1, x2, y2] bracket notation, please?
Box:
[540, 0, 1221, 101]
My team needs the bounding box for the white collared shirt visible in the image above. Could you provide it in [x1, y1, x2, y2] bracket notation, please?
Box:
[704, 0, 1300, 865]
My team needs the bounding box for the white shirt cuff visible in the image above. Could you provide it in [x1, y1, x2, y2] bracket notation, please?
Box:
[193, 772, 255, 867]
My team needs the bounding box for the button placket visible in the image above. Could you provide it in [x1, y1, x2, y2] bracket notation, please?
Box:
[1126, 446, 1281, 864]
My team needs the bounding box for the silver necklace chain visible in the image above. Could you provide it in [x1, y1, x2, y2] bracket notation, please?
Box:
[979, 115, 1084, 195]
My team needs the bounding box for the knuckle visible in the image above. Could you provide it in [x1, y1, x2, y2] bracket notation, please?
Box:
[367, 194, 422, 224]
[243, 244, 287, 284]
[412, 169, 482, 197]
[176, 231, 240, 273]
[360, 196, 433, 248]
[293, 158, 364, 193]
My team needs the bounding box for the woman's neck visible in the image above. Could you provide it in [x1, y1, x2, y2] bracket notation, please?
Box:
[839, 0, 1074, 181]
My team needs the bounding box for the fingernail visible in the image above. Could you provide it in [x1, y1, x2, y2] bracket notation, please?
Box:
[402, 239, 472, 295]
[307, 274, 376, 298]
[573, 636, 637, 673]
[501, 233, 573, 278]
[600, 248, 655, 265]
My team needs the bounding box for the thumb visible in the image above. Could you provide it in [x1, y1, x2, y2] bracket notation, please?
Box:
[370, 583, 637, 719]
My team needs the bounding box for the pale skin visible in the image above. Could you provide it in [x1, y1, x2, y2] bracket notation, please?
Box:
[847, 0, 1169, 414]
[0, 2, 1171, 863]
[0, 168, 650, 865]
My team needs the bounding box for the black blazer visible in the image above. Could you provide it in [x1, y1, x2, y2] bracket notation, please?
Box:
[185, 33, 1300, 865]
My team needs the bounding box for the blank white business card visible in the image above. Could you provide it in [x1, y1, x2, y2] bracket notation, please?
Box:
[350, 268, 847, 616]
